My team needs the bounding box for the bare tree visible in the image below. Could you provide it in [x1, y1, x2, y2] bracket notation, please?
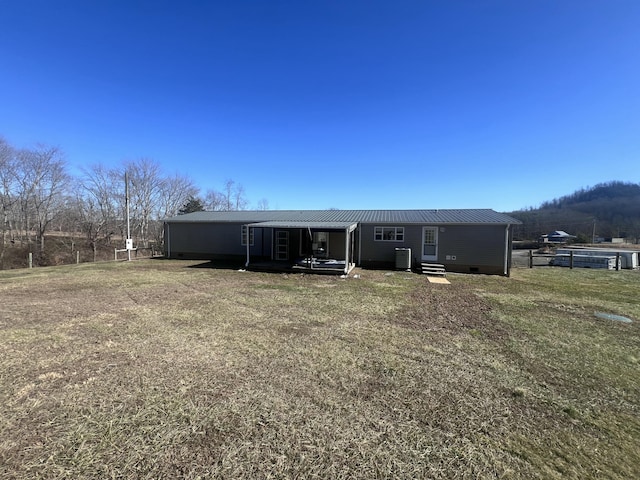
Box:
[158, 173, 199, 219]
[203, 180, 249, 212]
[148, 173, 199, 246]
[257, 198, 270, 210]
[125, 158, 163, 247]
[80, 164, 120, 240]
[232, 183, 248, 210]
[0, 138, 17, 266]
[15, 144, 69, 252]
[204, 189, 226, 211]
[79, 164, 122, 259]
[77, 193, 104, 261]
[223, 179, 235, 211]
[211, 179, 247, 211]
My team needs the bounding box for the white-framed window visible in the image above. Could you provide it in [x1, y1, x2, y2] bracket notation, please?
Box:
[374, 226, 405, 242]
[241, 225, 254, 246]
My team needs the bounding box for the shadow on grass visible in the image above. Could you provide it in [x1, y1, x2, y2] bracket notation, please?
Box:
[147, 256, 246, 271]
[186, 259, 246, 270]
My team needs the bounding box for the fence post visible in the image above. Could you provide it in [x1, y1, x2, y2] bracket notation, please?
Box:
[616, 253, 621, 271]
[115, 248, 118, 261]
[76, 250, 80, 264]
[28, 252, 33, 269]
[529, 250, 533, 268]
[569, 250, 574, 269]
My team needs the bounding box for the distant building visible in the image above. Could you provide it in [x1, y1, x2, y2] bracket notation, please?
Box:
[540, 231, 576, 244]
[596, 237, 626, 244]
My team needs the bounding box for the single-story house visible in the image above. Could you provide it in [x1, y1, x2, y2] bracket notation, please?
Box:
[540, 230, 576, 244]
[163, 209, 521, 276]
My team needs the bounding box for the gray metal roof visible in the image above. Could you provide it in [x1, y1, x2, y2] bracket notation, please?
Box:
[247, 221, 358, 230]
[165, 209, 521, 225]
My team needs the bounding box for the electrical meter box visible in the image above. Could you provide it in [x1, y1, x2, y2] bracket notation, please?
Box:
[126, 238, 134, 250]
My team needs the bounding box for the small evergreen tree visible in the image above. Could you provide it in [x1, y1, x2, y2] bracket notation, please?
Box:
[178, 196, 205, 215]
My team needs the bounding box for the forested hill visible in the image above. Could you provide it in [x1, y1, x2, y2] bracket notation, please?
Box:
[509, 181, 640, 242]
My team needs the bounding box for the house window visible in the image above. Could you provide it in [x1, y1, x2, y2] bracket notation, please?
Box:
[374, 226, 404, 242]
[241, 225, 254, 246]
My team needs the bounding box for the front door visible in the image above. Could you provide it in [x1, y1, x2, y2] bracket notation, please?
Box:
[275, 230, 289, 261]
[422, 226, 438, 262]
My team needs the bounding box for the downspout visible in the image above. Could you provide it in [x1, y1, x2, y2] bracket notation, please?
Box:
[344, 226, 350, 274]
[308, 227, 313, 270]
[166, 223, 170, 258]
[504, 224, 510, 276]
[357, 224, 361, 266]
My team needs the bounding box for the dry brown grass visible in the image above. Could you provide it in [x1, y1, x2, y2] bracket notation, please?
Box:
[1, 260, 638, 479]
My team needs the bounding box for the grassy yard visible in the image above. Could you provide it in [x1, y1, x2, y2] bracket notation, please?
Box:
[1, 260, 638, 479]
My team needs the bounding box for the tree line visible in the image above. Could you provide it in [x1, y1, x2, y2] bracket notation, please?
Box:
[0, 137, 260, 266]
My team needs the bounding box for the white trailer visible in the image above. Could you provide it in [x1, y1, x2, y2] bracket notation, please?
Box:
[551, 254, 617, 269]
[555, 248, 639, 269]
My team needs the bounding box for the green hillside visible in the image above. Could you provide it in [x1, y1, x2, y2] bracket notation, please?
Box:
[510, 181, 640, 242]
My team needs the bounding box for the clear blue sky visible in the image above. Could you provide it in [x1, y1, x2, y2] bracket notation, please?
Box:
[1, 1, 638, 212]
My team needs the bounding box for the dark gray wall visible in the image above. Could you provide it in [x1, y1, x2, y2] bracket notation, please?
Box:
[165, 221, 512, 275]
[358, 223, 509, 274]
[435, 224, 508, 274]
[164, 222, 269, 260]
[327, 231, 347, 260]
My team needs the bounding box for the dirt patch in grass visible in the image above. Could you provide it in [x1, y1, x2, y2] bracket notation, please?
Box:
[398, 280, 508, 342]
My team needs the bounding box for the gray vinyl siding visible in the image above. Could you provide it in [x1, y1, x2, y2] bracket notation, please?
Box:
[327, 231, 347, 260]
[359, 224, 411, 266]
[437, 224, 507, 274]
[359, 223, 508, 274]
[165, 222, 267, 259]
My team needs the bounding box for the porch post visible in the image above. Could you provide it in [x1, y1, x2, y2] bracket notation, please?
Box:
[357, 224, 362, 266]
[344, 226, 350, 274]
[245, 225, 250, 267]
[307, 228, 313, 270]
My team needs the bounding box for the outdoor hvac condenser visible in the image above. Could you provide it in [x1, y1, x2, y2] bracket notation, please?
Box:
[395, 248, 411, 271]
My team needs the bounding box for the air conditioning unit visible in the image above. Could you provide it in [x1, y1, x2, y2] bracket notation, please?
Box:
[395, 248, 411, 271]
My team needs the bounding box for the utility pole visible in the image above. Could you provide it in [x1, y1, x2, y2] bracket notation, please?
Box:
[592, 218, 596, 244]
[125, 171, 131, 261]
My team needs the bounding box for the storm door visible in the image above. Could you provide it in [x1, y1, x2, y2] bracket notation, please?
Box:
[421, 226, 438, 262]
